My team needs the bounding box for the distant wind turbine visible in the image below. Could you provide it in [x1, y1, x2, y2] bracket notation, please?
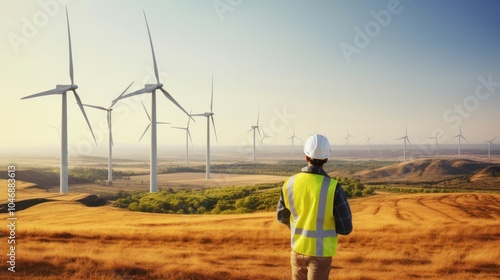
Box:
[452, 125, 468, 156]
[429, 131, 440, 158]
[395, 125, 411, 162]
[260, 130, 272, 147]
[21, 8, 96, 194]
[191, 77, 218, 179]
[171, 112, 193, 167]
[138, 101, 171, 142]
[83, 82, 134, 183]
[486, 136, 496, 159]
[44, 123, 62, 141]
[248, 108, 261, 164]
[288, 126, 301, 156]
[113, 11, 191, 192]
[344, 130, 354, 154]
[366, 135, 374, 154]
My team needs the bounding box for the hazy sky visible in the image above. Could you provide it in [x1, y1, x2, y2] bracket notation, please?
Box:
[1, 0, 499, 157]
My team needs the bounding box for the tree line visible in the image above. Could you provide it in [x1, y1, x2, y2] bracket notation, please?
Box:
[111, 177, 374, 215]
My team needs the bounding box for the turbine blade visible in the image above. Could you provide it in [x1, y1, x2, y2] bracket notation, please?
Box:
[462, 136, 469, 143]
[187, 110, 192, 127]
[66, 8, 74, 85]
[406, 137, 411, 145]
[73, 90, 97, 145]
[187, 130, 193, 146]
[256, 108, 260, 126]
[143, 11, 159, 84]
[21, 86, 71, 100]
[141, 101, 151, 121]
[157, 122, 171, 125]
[257, 127, 262, 141]
[139, 123, 150, 142]
[82, 104, 108, 111]
[211, 115, 218, 144]
[492, 136, 497, 142]
[210, 76, 214, 113]
[114, 85, 156, 103]
[247, 128, 253, 133]
[159, 88, 191, 117]
[110, 81, 134, 108]
[171, 126, 186, 130]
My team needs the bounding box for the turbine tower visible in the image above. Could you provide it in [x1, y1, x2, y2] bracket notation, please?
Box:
[21, 8, 96, 194]
[366, 135, 374, 154]
[113, 11, 191, 192]
[138, 101, 171, 142]
[172, 113, 193, 167]
[452, 125, 468, 156]
[344, 130, 354, 154]
[429, 131, 440, 158]
[486, 136, 496, 159]
[395, 125, 411, 162]
[191, 77, 218, 179]
[247, 109, 261, 164]
[288, 126, 301, 156]
[83, 82, 134, 184]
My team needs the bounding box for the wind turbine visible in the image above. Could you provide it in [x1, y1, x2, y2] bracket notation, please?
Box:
[113, 11, 191, 192]
[395, 125, 411, 162]
[486, 136, 496, 159]
[452, 125, 468, 156]
[429, 131, 440, 158]
[288, 126, 301, 156]
[260, 130, 272, 147]
[138, 101, 171, 142]
[191, 77, 218, 179]
[248, 109, 261, 164]
[344, 130, 354, 154]
[83, 82, 134, 184]
[366, 135, 374, 154]
[171, 113, 193, 167]
[21, 8, 96, 194]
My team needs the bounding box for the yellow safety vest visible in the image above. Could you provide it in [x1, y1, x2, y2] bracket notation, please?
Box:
[283, 173, 338, 256]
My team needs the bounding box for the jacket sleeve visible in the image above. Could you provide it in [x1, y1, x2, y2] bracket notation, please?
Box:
[333, 183, 353, 235]
[277, 189, 291, 228]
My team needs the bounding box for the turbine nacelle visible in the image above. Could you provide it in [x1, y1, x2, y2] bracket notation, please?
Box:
[145, 83, 163, 89]
[191, 112, 213, 117]
[57, 84, 78, 90]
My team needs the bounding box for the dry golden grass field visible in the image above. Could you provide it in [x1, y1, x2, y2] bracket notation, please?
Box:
[1, 175, 499, 279]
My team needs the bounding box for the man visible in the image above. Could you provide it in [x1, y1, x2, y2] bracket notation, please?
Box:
[277, 134, 353, 280]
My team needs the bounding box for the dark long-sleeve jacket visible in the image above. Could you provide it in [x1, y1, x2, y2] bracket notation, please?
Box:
[277, 165, 353, 235]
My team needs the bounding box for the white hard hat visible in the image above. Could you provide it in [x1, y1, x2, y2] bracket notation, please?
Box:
[304, 134, 331, 160]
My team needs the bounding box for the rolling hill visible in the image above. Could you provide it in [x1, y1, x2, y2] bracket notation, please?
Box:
[353, 158, 500, 189]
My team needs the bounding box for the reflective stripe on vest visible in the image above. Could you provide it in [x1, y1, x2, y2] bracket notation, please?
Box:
[285, 174, 338, 256]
